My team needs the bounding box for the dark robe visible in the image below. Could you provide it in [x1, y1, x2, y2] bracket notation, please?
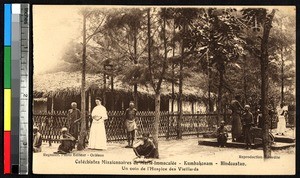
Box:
[33, 132, 42, 153]
[242, 111, 254, 146]
[68, 108, 81, 140]
[133, 139, 157, 158]
[268, 106, 277, 129]
[57, 133, 76, 154]
[230, 99, 243, 141]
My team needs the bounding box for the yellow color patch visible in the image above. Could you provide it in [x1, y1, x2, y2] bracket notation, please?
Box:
[4, 89, 11, 131]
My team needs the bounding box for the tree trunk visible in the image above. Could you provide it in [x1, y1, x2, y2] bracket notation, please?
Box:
[281, 47, 284, 104]
[217, 67, 224, 126]
[207, 50, 213, 113]
[171, 19, 176, 113]
[77, 13, 87, 151]
[177, 23, 185, 139]
[49, 94, 54, 146]
[153, 92, 160, 158]
[243, 55, 247, 104]
[88, 91, 91, 113]
[261, 46, 271, 159]
[103, 73, 106, 106]
[51, 95, 54, 113]
[177, 53, 183, 139]
[260, 9, 276, 159]
[111, 75, 114, 110]
[133, 30, 138, 109]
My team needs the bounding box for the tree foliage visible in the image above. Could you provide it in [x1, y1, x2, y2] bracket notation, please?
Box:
[55, 7, 295, 156]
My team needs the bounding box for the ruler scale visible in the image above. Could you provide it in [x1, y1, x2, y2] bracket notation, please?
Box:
[19, 4, 30, 175]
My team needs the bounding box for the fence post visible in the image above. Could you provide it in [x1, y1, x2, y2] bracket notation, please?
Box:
[166, 112, 170, 139]
[49, 109, 53, 146]
[196, 114, 199, 138]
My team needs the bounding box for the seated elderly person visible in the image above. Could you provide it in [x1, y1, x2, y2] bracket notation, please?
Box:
[56, 127, 76, 154]
[33, 126, 42, 153]
[133, 133, 157, 159]
[217, 121, 228, 147]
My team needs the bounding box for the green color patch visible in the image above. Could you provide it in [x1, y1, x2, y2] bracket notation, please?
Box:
[4, 47, 11, 88]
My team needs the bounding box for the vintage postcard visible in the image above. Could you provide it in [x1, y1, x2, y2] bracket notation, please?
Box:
[32, 5, 296, 175]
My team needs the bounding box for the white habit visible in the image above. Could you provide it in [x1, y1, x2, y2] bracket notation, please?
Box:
[276, 107, 286, 134]
[88, 105, 108, 150]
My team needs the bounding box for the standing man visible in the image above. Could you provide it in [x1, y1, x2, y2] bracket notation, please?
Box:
[230, 95, 244, 142]
[242, 105, 254, 149]
[124, 101, 138, 148]
[67, 102, 81, 141]
[248, 96, 257, 125]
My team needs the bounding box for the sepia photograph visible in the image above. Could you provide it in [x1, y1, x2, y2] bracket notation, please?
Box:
[32, 5, 296, 175]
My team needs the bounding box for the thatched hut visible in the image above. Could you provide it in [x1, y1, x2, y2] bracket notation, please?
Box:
[33, 71, 213, 113]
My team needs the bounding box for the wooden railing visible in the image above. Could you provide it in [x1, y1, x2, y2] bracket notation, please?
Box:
[33, 111, 219, 143]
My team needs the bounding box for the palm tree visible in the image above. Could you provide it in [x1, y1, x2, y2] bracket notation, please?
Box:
[103, 9, 145, 109]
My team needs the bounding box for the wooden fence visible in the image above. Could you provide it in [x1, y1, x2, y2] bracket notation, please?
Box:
[33, 111, 219, 143]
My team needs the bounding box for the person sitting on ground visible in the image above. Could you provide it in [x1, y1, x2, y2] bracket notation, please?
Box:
[33, 126, 42, 153]
[217, 121, 228, 148]
[133, 133, 157, 159]
[56, 127, 76, 154]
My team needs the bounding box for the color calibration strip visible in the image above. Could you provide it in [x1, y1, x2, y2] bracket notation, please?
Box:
[4, 4, 30, 174]
[4, 3, 12, 174]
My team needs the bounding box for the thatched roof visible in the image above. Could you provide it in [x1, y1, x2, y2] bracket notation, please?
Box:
[33, 71, 207, 100]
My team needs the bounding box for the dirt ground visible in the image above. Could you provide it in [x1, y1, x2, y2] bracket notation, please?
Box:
[33, 128, 295, 175]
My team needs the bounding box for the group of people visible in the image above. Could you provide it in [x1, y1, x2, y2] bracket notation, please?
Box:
[33, 98, 157, 159]
[217, 95, 288, 149]
[217, 104, 254, 149]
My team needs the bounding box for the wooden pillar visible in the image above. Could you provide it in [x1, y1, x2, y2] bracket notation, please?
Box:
[192, 101, 194, 114]
[111, 75, 114, 110]
[88, 91, 91, 113]
[51, 95, 54, 113]
[103, 73, 106, 106]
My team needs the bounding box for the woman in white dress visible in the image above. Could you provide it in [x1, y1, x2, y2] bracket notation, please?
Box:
[276, 103, 286, 135]
[88, 97, 108, 150]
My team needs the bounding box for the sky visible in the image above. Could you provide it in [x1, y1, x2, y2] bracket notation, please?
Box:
[33, 6, 82, 74]
[32, 5, 295, 75]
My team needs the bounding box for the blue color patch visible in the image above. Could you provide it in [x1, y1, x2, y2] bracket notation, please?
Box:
[4, 4, 12, 46]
